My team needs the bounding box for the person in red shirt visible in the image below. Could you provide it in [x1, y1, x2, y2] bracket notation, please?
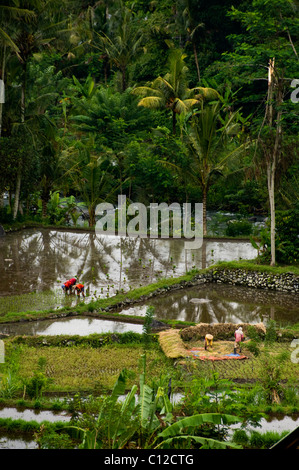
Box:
[234, 327, 244, 354]
[74, 283, 85, 297]
[61, 277, 77, 294]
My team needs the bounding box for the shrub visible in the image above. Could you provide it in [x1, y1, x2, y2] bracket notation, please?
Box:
[232, 429, 249, 446]
[23, 357, 53, 399]
[246, 340, 260, 357]
[249, 430, 264, 448]
[24, 371, 51, 399]
[249, 430, 289, 449]
[265, 320, 277, 344]
[225, 219, 253, 237]
[36, 429, 75, 449]
[275, 203, 299, 264]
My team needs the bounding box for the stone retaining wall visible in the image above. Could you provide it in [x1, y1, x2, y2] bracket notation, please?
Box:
[101, 267, 298, 314]
[201, 268, 299, 294]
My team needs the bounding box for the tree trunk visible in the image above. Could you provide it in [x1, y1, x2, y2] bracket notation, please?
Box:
[267, 162, 276, 266]
[13, 65, 26, 220]
[193, 42, 200, 83]
[202, 186, 207, 236]
[0, 47, 6, 209]
[265, 59, 283, 267]
[89, 206, 95, 227]
[42, 198, 48, 219]
[121, 65, 126, 92]
[13, 163, 22, 220]
[172, 109, 176, 135]
[0, 45, 6, 138]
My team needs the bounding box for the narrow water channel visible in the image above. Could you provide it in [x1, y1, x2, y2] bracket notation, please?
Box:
[0, 404, 298, 449]
[0, 316, 144, 336]
[0, 406, 70, 422]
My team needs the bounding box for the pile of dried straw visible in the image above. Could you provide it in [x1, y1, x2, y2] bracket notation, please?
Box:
[158, 329, 191, 359]
[180, 322, 266, 341]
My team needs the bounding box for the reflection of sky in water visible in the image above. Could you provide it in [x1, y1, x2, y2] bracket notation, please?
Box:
[0, 316, 143, 336]
[35, 318, 143, 335]
[228, 415, 299, 436]
[1, 228, 298, 326]
[0, 229, 257, 291]
[0, 407, 70, 423]
[0, 437, 37, 450]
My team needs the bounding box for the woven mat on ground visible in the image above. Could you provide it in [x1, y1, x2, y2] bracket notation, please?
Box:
[187, 347, 248, 361]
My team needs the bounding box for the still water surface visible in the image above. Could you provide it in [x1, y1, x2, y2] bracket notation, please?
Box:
[0, 228, 298, 328]
[0, 316, 144, 336]
[0, 228, 257, 312]
[1, 281, 299, 337]
[118, 283, 299, 325]
[0, 405, 298, 449]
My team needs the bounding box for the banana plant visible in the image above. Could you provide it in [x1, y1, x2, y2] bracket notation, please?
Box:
[136, 353, 173, 448]
[65, 368, 134, 449]
[64, 354, 173, 449]
[154, 413, 242, 449]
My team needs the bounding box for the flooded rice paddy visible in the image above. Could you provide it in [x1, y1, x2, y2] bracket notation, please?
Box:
[0, 228, 298, 332]
[1, 282, 299, 337]
[0, 406, 70, 423]
[117, 282, 299, 325]
[0, 227, 257, 312]
[0, 316, 144, 336]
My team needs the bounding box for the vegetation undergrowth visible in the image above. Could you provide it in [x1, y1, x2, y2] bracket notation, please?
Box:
[0, 319, 299, 449]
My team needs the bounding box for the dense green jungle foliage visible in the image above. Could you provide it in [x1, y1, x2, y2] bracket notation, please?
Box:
[0, 0, 298, 259]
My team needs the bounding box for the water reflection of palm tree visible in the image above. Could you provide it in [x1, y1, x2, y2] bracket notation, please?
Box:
[118, 237, 182, 285]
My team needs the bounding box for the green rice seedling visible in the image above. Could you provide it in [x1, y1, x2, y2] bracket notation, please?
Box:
[232, 429, 249, 446]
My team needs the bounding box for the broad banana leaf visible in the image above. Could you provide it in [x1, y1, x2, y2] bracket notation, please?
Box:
[158, 413, 241, 438]
[156, 434, 241, 449]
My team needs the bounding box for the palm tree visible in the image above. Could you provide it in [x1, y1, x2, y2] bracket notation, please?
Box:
[0, 1, 36, 55]
[71, 86, 151, 149]
[94, 1, 144, 91]
[63, 138, 120, 227]
[184, 101, 246, 235]
[1, 0, 70, 219]
[173, 0, 205, 82]
[132, 48, 219, 134]
[0, 2, 36, 138]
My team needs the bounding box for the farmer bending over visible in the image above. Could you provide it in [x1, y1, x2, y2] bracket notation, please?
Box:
[204, 333, 213, 350]
[75, 283, 85, 297]
[61, 277, 77, 294]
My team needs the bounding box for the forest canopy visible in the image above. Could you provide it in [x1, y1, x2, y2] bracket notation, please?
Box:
[0, 0, 298, 264]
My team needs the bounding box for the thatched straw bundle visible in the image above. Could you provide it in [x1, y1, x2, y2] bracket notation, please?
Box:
[180, 322, 266, 342]
[158, 329, 190, 358]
